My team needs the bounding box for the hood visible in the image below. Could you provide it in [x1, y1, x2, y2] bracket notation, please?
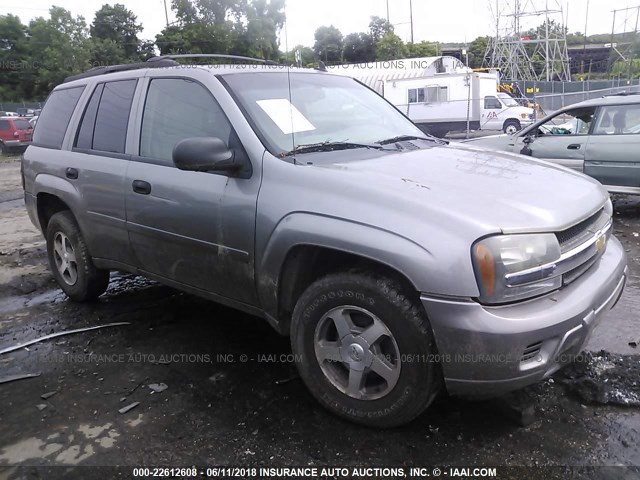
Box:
[318, 142, 607, 235]
[459, 134, 517, 151]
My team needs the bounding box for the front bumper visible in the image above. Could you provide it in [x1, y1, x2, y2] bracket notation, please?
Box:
[420, 236, 627, 397]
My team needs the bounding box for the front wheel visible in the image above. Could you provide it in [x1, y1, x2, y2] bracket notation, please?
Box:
[291, 272, 440, 427]
[503, 119, 522, 135]
[46, 211, 110, 302]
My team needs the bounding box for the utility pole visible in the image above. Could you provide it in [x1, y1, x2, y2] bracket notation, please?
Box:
[386, 0, 390, 23]
[409, 0, 414, 44]
[163, 0, 169, 28]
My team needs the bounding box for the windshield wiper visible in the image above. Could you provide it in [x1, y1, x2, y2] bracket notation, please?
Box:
[281, 141, 396, 158]
[377, 135, 448, 146]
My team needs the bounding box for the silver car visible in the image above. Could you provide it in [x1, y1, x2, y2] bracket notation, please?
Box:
[463, 94, 640, 195]
[22, 58, 627, 427]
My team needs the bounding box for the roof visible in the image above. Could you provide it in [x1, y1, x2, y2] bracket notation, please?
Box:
[562, 92, 640, 110]
[63, 55, 318, 84]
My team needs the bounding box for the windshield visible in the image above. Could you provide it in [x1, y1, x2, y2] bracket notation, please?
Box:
[497, 93, 519, 107]
[222, 71, 424, 156]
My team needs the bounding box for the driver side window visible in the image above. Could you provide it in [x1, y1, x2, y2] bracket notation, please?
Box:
[140, 78, 232, 162]
[537, 107, 596, 136]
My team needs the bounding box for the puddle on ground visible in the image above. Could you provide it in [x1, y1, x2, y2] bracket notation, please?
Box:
[0, 420, 127, 466]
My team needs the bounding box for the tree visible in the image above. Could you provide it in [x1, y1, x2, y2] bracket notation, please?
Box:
[406, 41, 437, 59]
[0, 14, 28, 100]
[243, 0, 285, 60]
[285, 44, 317, 66]
[343, 32, 375, 63]
[90, 4, 143, 60]
[368, 16, 393, 42]
[467, 36, 489, 68]
[375, 32, 407, 60]
[27, 7, 91, 98]
[313, 25, 343, 63]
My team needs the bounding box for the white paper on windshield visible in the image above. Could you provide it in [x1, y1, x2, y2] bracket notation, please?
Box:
[256, 99, 316, 134]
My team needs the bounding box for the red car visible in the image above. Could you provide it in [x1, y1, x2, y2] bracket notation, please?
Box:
[0, 117, 33, 154]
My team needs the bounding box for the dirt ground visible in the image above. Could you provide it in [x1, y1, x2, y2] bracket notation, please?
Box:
[0, 157, 639, 478]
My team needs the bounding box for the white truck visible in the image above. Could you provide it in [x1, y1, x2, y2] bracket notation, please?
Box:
[329, 56, 535, 137]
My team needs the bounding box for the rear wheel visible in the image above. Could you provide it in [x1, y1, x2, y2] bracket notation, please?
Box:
[291, 272, 440, 427]
[0, 142, 7, 155]
[503, 119, 521, 135]
[46, 211, 110, 302]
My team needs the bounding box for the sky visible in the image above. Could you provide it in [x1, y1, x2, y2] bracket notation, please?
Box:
[1, 0, 639, 49]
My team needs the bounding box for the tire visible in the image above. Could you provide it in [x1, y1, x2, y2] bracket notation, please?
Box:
[503, 119, 521, 135]
[291, 272, 441, 427]
[0, 142, 6, 155]
[45, 211, 110, 302]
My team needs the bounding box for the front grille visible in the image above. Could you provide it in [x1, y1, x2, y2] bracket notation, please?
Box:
[554, 207, 612, 286]
[556, 208, 608, 253]
[521, 342, 542, 363]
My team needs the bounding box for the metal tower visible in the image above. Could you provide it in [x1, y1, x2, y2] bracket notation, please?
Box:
[608, 5, 640, 76]
[484, 0, 571, 81]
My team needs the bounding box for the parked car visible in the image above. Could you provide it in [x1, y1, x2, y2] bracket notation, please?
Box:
[22, 57, 627, 427]
[0, 111, 19, 117]
[463, 93, 640, 195]
[0, 116, 33, 154]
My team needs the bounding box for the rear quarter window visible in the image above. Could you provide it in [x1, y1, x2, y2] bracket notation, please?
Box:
[33, 86, 84, 148]
[13, 119, 31, 130]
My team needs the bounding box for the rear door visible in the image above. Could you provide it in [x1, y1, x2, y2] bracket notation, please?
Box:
[70, 79, 139, 266]
[584, 103, 640, 191]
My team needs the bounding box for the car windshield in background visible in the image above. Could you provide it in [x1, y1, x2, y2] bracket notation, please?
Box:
[221, 72, 425, 156]
[498, 94, 519, 107]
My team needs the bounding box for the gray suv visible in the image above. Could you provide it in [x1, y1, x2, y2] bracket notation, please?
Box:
[22, 57, 627, 427]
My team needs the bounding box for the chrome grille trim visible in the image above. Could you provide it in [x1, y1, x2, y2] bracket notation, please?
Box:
[505, 219, 612, 288]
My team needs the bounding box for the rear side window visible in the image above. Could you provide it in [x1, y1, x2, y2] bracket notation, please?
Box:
[14, 119, 31, 130]
[91, 80, 137, 153]
[75, 84, 104, 150]
[0, 120, 9, 131]
[33, 87, 84, 148]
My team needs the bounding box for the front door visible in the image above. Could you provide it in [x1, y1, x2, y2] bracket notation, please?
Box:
[125, 75, 261, 305]
[515, 105, 596, 172]
[481, 96, 503, 130]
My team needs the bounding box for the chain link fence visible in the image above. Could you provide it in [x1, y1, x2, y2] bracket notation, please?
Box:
[517, 79, 640, 115]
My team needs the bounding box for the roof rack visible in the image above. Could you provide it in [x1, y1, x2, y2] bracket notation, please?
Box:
[147, 54, 280, 65]
[604, 92, 640, 97]
[63, 54, 281, 83]
[64, 58, 179, 83]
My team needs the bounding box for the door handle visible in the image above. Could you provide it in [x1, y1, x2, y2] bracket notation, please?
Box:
[567, 144, 581, 150]
[132, 180, 151, 195]
[65, 167, 78, 180]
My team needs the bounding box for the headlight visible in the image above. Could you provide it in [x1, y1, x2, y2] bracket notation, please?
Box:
[472, 233, 562, 304]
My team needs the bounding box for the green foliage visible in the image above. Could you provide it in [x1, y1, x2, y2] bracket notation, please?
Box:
[368, 16, 393, 42]
[91, 4, 143, 59]
[467, 36, 489, 68]
[375, 32, 407, 61]
[0, 14, 28, 101]
[406, 41, 437, 59]
[313, 25, 343, 63]
[27, 7, 92, 98]
[343, 32, 376, 63]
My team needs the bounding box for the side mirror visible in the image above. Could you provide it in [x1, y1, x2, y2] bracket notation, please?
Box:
[173, 137, 237, 173]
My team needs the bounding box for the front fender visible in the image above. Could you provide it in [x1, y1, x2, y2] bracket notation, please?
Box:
[257, 212, 435, 318]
